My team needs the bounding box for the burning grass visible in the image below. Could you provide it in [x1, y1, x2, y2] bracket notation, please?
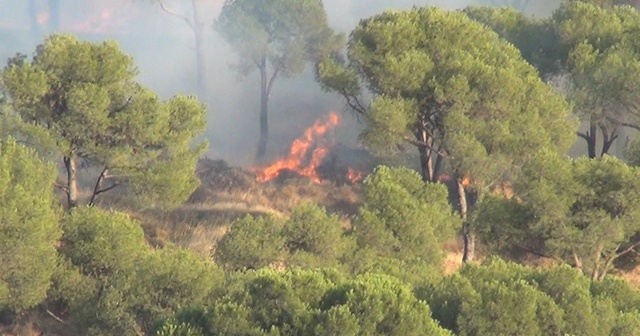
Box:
[190, 158, 364, 216]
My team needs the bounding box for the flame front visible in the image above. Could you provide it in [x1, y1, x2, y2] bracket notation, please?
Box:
[346, 168, 364, 183]
[255, 112, 340, 183]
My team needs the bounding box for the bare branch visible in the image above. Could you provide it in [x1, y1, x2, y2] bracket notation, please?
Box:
[620, 121, 640, 132]
[93, 183, 121, 198]
[615, 239, 640, 258]
[45, 308, 66, 325]
[572, 251, 583, 271]
[403, 136, 452, 159]
[604, 115, 640, 132]
[577, 131, 589, 141]
[55, 183, 69, 196]
[89, 167, 117, 206]
[159, 1, 195, 31]
[344, 94, 368, 115]
[515, 245, 562, 262]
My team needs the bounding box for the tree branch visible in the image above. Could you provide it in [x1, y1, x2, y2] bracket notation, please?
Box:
[89, 167, 118, 206]
[55, 183, 69, 196]
[577, 131, 589, 141]
[343, 92, 368, 115]
[620, 121, 640, 132]
[572, 251, 583, 271]
[159, 1, 195, 31]
[615, 239, 640, 258]
[266, 67, 279, 97]
[45, 308, 66, 325]
[403, 136, 452, 159]
[516, 244, 561, 261]
[93, 183, 121, 198]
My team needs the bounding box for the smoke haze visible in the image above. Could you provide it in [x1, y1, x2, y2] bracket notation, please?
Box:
[0, 0, 562, 167]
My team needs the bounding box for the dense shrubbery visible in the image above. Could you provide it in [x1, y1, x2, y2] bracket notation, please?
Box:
[1, 137, 640, 335]
[4, 4, 640, 335]
[3, 134, 638, 335]
[0, 138, 61, 313]
[155, 269, 452, 336]
[50, 207, 222, 335]
[215, 166, 459, 286]
[153, 260, 640, 336]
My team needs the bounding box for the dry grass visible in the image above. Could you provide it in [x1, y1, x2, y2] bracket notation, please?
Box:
[190, 158, 363, 216]
[614, 265, 640, 287]
[52, 158, 363, 258]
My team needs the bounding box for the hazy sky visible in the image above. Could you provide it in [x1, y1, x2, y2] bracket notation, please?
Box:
[0, 0, 562, 166]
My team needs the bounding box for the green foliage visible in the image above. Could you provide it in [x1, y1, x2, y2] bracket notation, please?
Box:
[60, 207, 147, 277]
[215, 0, 343, 79]
[475, 150, 640, 278]
[463, 6, 561, 75]
[135, 247, 223, 329]
[163, 269, 451, 336]
[215, 203, 350, 271]
[319, 273, 453, 336]
[349, 166, 460, 285]
[214, 215, 286, 271]
[424, 258, 640, 336]
[282, 202, 347, 269]
[0, 138, 61, 312]
[1, 34, 207, 207]
[54, 207, 221, 335]
[203, 268, 335, 335]
[317, 6, 575, 183]
[156, 320, 205, 336]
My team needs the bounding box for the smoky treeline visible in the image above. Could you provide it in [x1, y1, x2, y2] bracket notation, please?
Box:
[0, 0, 562, 167]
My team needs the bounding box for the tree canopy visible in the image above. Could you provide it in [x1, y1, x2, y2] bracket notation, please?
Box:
[2, 34, 207, 209]
[317, 7, 575, 184]
[467, 2, 640, 158]
[316, 6, 576, 261]
[474, 150, 640, 279]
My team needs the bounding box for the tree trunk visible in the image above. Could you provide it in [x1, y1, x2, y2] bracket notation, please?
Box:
[459, 178, 474, 262]
[48, 0, 61, 31]
[600, 125, 618, 157]
[256, 69, 269, 161]
[418, 143, 433, 182]
[192, 0, 206, 99]
[587, 116, 597, 159]
[63, 155, 78, 209]
[417, 128, 441, 182]
[572, 251, 583, 272]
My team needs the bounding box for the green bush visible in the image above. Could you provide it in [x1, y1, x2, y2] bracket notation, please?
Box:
[214, 215, 285, 271]
[55, 207, 222, 335]
[282, 202, 347, 269]
[0, 138, 61, 312]
[349, 166, 460, 285]
[424, 258, 640, 336]
[319, 273, 452, 336]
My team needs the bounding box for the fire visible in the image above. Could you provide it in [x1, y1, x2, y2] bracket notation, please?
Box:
[255, 112, 340, 183]
[437, 174, 472, 187]
[346, 168, 364, 183]
[461, 176, 471, 188]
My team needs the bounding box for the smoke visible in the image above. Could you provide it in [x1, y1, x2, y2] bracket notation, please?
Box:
[0, 0, 561, 167]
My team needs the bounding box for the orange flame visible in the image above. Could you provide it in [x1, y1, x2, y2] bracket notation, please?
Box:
[346, 168, 364, 183]
[255, 112, 340, 183]
[461, 176, 471, 188]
